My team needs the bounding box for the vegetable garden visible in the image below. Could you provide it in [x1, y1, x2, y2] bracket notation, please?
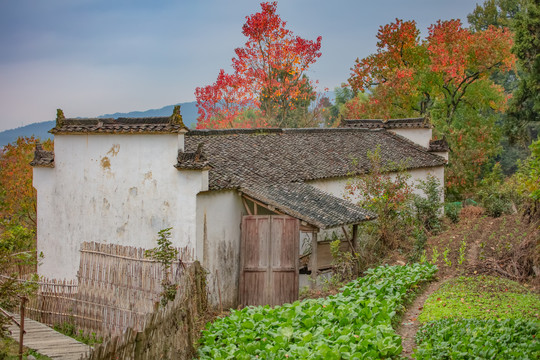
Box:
[198, 263, 437, 359]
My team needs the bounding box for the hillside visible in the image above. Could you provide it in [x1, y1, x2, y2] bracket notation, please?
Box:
[0, 102, 198, 147]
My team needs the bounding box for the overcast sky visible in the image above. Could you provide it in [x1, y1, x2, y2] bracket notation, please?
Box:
[0, 0, 479, 131]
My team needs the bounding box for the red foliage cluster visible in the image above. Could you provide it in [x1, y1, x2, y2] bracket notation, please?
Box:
[347, 18, 515, 120]
[195, 2, 322, 129]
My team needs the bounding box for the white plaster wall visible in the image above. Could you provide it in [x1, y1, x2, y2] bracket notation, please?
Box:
[195, 190, 244, 309]
[433, 151, 449, 161]
[308, 166, 445, 239]
[33, 134, 206, 280]
[309, 166, 444, 201]
[390, 128, 432, 148]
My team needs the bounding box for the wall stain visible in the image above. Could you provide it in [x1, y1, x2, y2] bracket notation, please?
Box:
[107, 144, 120, 157]
[144, 171, 152, 183]
[116, 222, 128, 235]
[102, 198, 110, 210]
[100, 157, 111, 169]
[203, 213, 208, 267]
[129, 187, 138, 197]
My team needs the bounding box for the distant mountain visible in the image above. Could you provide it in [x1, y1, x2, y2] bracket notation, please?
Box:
[98, 102, 197, 125]
[0, 121, 56, 147]
[0, 102, 198, 147]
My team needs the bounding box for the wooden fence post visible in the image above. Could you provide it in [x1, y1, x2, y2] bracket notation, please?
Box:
[19, 296, 27, 360]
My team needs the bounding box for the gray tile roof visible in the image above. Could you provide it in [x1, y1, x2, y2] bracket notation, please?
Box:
[49, 117, 188, 135]
[240, 182, 375, 229]
[184, 127, 446, 190]
[341, 117, 430, 129]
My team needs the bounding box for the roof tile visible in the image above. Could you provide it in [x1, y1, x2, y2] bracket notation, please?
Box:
[184, 127, 445, 191]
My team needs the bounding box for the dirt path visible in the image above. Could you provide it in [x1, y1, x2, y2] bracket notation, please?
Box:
[396, 279, 443, 358]
[396, 221, 483, 358]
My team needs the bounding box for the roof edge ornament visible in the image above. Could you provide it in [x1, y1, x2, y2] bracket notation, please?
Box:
[30, 142, 55, 168]
[56, 109, 65, 128]
[169, 105, 186, 128]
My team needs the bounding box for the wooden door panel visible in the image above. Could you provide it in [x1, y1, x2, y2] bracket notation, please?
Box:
[240, 215, 299, 307]
[271, 217, 299, 269]
[243, 271, 267, 306]
[243, 217, 270, 269]
[272, 271, 297, 306]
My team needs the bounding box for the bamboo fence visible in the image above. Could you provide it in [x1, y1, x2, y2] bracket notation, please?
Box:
[20, 242, 194, 338]
[84, 261, 207, 360]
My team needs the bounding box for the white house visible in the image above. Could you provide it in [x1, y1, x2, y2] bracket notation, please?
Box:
[31, 107, 447, 308]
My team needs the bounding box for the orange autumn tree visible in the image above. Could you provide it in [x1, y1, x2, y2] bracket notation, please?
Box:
[195, 2, 322, 129]
[0, 137, 53, 226]
[346, 19, 515, 197]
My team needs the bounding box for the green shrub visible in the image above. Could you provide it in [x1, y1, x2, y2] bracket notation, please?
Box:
[444, 202, 461, 223]
[414, 175, 443, 233]
[144, 227, 179, 306]
[478, 163, 514, 218]
[482, 195, 512, 217]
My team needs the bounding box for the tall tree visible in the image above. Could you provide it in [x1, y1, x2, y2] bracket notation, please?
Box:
[346, 19, 515, 196]
[195, 2, 322, 129]
[468, 0, 527, 31]
[506, 0, 540, 142]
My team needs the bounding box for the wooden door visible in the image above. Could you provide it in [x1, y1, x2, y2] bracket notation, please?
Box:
[239, 215, 299, 307]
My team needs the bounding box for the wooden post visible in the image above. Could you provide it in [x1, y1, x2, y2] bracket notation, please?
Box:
[310, 231, 318, 288]
[352, 225, 359, 275]
[19, 296, 27, 360]
[352, 225, 358, 253]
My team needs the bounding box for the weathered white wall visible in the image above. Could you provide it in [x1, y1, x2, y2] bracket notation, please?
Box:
[308, 166, 445, 239]
[390, 128, 432, 148]
[195, 190, 244, 308]
[433, 151, 449, 161]
[33, 133, 207, 279]
[309, 166, 445, 201]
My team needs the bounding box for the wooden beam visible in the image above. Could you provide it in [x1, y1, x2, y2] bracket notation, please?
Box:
[241, 194, 285, 216]
[310, 231, 318, 288]
[300, 225, 317, 232]
[341, 226, 355, 254]
[242, 197, 252, 215]
[352, 224, 358, 253]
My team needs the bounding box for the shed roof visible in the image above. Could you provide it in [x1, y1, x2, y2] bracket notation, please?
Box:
[184, 127, 446, 191]
[240, 182, 375, 229]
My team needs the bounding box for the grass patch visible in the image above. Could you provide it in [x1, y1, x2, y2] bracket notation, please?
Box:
[53, 322, 102, 346]
[418, 275, 540, 323]
[414, 318, 539, 359]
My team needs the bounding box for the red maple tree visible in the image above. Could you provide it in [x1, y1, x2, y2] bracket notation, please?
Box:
[196, 2, 322, 129]
[346, 18, 515, 196]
